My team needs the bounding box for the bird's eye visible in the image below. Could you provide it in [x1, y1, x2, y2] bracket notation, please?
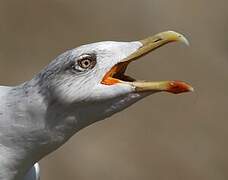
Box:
[71, 54, 96, 72]
[77, 54, 96, 69]
[79, 59, 92, 69]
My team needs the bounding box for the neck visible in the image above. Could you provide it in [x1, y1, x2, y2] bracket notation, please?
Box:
[0, 79, 83, 180]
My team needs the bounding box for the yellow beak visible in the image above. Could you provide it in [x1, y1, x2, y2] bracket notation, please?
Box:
[102, 31, 193, 94]
[125, 31, 193, 94]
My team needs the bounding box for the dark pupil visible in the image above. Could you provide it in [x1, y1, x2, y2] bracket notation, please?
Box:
[83, 60, 90, 66]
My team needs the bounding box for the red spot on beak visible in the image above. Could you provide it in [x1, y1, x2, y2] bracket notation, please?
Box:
[167, 81, 194, 94]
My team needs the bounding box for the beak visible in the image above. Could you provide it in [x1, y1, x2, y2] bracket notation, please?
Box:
[102, 31, 194, 94]
[123, 31, 189, 62]
[127, 31, 193, 94]
[132, 81, 194, 94]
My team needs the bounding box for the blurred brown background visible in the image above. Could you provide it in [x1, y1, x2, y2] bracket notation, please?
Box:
[0, 0, 227, 179]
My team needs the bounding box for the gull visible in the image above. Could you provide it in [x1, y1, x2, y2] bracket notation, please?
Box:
[0, 31, 193, 180]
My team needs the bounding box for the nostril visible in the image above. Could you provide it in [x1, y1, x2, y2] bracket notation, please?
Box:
[153, 38, 163, 43]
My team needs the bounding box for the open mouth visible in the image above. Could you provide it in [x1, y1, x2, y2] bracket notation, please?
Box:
[101, 31, 194, 94]
[101, 61, 134, 85]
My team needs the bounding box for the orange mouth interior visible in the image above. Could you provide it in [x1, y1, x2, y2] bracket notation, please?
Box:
[101, 62, 135, 85]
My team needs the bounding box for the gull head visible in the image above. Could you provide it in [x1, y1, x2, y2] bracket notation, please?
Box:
[36, 31, 193, 123]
